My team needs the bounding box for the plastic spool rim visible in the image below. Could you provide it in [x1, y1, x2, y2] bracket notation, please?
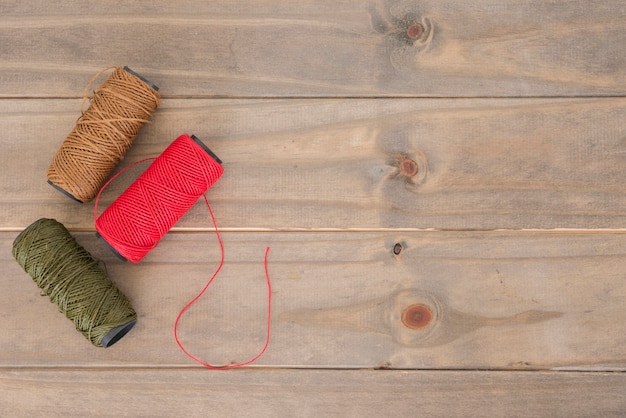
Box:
[96, 232, 128, 263]
[191, 134, 222, 164]
[47, 179, 84, 203]
[123, 66, 159, 91]
[100, 319, 137, 348]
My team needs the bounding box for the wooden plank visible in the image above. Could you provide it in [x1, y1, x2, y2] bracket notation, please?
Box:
[1, 369, 625, 418]
[1, 98, 625, 230]
[0, 0, 624, 97]
[2, 231, 625, 369]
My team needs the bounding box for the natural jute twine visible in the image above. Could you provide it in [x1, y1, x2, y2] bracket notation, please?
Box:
[47, 67, 160, 203]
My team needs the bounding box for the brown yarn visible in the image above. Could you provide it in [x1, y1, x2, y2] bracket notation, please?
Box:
[47, 67, 160, 203]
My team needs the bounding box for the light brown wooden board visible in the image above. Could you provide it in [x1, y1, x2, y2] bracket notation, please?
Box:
[2, 369, 625, 418]
[1, 0, 624, 97]
[2, 0, 625, 411]
[1, 98, 625, 230]
[2, 231, 625, 369]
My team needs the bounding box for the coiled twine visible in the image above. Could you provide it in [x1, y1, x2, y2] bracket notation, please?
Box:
[12, 218, 137, 347]
[95, 134, 224, 263]
[47, 66, 160, 203]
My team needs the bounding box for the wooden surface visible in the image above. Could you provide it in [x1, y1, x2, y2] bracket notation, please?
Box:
[2, 370, 625, 417]
[1, 0, 625, 416]
[1, 0, 625, 97]
[2, 98, 626, 230]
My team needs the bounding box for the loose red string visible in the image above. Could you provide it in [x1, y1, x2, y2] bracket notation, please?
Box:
[174, 194, 272, 370]
[94, 133, 272, 368]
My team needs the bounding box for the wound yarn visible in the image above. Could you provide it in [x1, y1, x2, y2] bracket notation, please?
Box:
[95, 133, 224, 263]
[94, 135, 271, 367]
[47, 66, 160, 203]
[12, 218, 137, 348]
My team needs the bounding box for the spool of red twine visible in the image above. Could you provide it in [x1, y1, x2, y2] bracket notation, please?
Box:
[94, 133, 271, 368]
[95, 133, 224, 263]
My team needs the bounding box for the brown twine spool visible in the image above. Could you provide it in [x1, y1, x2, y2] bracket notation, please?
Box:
[47, 66, 160, 203]
[12, 218, 137, 347]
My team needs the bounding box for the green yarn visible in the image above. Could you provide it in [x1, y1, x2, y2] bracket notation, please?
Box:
[12, 218, 137, 347]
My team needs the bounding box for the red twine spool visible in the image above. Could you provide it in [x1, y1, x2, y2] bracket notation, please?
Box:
[95, 133, 271, 368]
[95, 133, 224, 263]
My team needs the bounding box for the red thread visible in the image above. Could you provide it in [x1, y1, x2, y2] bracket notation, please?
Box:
[95, 134, 224, 263]
[95, 133, 271, 368]
[174, 196, 272, 369]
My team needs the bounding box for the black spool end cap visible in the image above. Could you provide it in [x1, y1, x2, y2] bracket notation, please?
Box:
[123, 66, 159, 91]
[100, 319, 137, 348]
[47, 180, 84, 203]
[191, 135, 222, 164]
[96, 232, 128, 263]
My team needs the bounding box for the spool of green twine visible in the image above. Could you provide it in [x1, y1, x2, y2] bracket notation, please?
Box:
[12, 218, 137, 347]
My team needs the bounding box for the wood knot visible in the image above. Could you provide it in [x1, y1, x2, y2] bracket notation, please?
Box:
[395, 15, 432, 46]
[388, 151, 428, 187]
[385, 15, 434, 71]
[400, 158, 418, 177]
[406, 23, 424, 40]
[393, 243, 403, 255]
[401, 304, 432, 329]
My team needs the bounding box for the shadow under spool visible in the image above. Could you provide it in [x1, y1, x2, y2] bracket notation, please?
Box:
[96, 134, 222, 262]
[47, 66, 160, 203]
[12, 218, 137, 347]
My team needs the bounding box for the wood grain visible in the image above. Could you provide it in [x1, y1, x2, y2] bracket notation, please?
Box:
[0, 0, 624, 97]
[2, 231, 624, 369]
[2, 369, 625, 418]
[2, 0, 625, 411]
[1, 98, 625, 230]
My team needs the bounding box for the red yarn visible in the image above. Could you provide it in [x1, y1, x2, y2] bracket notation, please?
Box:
[95, 133, 224, 263]
[95, 133, 272, 368]
[174, 195, 272, 369]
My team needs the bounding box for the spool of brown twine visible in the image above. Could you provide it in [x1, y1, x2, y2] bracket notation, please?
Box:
[12, 218, 137, 347]
[47, 66, 160, 203]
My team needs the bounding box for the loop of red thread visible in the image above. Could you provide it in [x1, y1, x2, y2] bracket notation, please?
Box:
[174, 194, 272, 370]
[95, 134, 224, 263]
[94, 133, 272, 368]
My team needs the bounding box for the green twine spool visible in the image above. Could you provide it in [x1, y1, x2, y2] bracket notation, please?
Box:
[12, 218, 137, 347]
